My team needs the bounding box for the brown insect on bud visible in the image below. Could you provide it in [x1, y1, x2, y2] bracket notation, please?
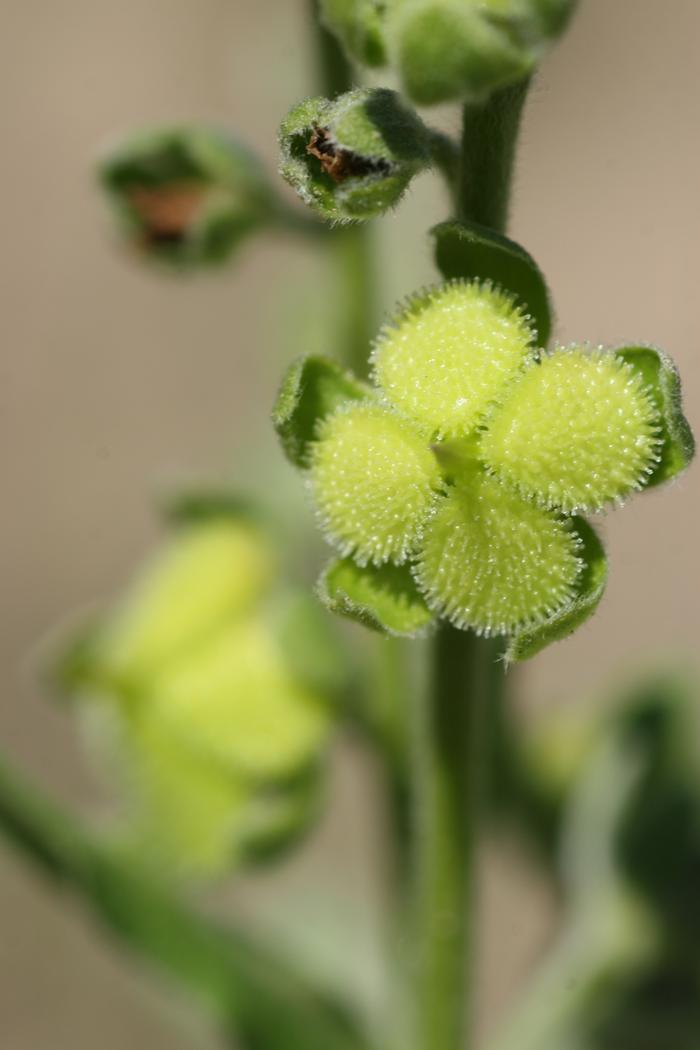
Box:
[306, 126, 391, 184]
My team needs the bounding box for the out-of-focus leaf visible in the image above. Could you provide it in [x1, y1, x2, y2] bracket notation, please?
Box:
[0, 753, 373, 1050]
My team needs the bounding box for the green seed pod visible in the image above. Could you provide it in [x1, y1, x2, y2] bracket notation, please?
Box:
[386, 0, 576, 105]
[279, 88, 431, 222]
[310, 402, 442, 565]
[97, 517, 273, 684]
[480, 347, 663, 513]
[372, 280, 536, 439]
[318, 0, 387, 66]
[415, 468, 582, 637]
[100, 126, 273, 268]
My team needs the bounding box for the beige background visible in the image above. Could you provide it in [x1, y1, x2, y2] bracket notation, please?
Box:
[0, 1, 698, 1047]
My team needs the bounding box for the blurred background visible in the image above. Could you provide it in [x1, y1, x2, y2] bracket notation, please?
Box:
[0, 1, 698, 1047]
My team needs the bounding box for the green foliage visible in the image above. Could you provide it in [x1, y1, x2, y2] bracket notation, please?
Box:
[431, 219, 552, 345]
[100, 126, 274, 268]
[319, 0, 387, 66]
[55, 511, 336, 878]
[387, 0, 535, 106]
[279, 88, 431, 221]
[493, 673, 700, 1050]
[0, 754, 372, 1050]
[319, 557, 434, 636]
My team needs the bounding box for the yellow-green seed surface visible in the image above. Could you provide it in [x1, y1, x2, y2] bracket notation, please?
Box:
[151, 620, 327, 781]
[415, 472, 581, 636]
[372, 281, 535, 438]
[480, 348, 661, 513]
[310, 403, 441, 565]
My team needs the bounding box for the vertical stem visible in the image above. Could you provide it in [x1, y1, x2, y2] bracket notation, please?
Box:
[457, 79, 530, 232]
[309, 0, 376, 378]
[413, 630, 501, 1050]
[412, 78, 530, 1050]
[332, 224, 377, 379]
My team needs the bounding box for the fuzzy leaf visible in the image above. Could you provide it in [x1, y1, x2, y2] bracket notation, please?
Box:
[273, 355, 369, 469]
[431, 220, 552, 346]
[614, 346, 695, 488]
[319, 557, 434, 637]
[505, 516, 607, 661]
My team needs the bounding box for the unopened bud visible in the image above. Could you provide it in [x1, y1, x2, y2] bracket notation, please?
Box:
[100, 126, 273, 268]
[279, 88, 431, 222]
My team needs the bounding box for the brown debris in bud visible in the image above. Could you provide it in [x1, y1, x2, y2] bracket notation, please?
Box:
[127, 182, 207, 242]
[306, 126, 391, 184]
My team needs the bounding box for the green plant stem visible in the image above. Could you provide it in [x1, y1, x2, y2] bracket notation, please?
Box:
[457, 79, 530, 231]
[333, 223, 377, 379]
[412, 79, 531, 1050]
[412, 630, 502, 1050]
[309, 0, 377, 379]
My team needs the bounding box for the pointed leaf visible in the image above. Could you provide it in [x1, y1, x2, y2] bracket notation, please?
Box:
[319, 557, 434, 637]
[431, 219, 552, 346]
[614, 345, 695, 487]
[273, 355, 370, 469]
[506, 516, 607, 662]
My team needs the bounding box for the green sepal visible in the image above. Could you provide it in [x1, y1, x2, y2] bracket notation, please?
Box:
[505, 516, 607, 662]
[431, 219, 552, 346]
[273, 355, 370, 469]
[318, 557, 434, 637]
[614, 346, 695, 488]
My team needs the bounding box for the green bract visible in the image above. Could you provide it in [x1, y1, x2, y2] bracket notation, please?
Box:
[274, 279, 693, 654]
[278, 88, 431, 222]
[57, 510, 333, 877]
[100, 126, 273, 268]
[385, 0, 576, 105]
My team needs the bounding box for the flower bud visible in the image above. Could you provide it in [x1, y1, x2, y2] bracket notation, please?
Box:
[319, 0, 387, 66]
[386, 0, 573, 105]
[100, 126, 273, 268]
[279, 88, 431, 221]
